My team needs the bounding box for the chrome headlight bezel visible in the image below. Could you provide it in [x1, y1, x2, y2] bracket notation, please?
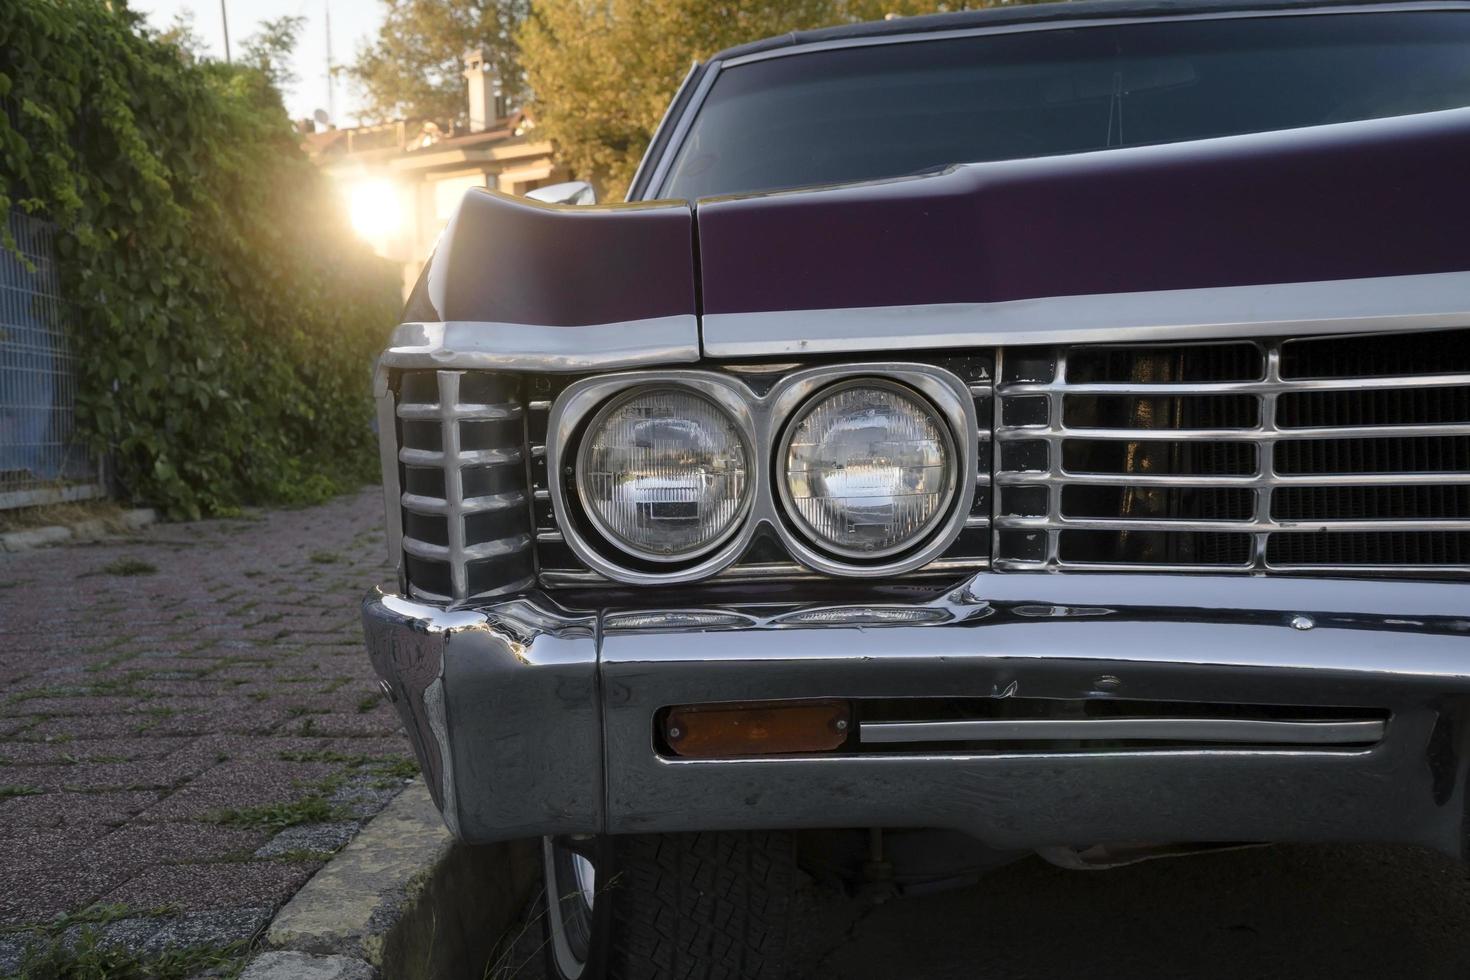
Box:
[546, 365, 977, 586]
[574, 385, 755, 564]
[776, 378, 959, 561]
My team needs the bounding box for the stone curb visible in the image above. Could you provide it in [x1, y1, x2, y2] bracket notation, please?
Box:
[0, 507, 156, 553]
[243, 779, 537, 980]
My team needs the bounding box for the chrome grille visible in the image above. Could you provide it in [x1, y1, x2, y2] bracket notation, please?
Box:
[396, 370, 534, 602]
[993, 330, 1470, 576]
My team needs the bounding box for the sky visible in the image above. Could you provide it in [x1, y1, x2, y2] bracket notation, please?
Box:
[129, 0, 386, 125]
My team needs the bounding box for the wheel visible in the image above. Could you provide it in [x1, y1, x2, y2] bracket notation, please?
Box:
[542, 831, 796, 980]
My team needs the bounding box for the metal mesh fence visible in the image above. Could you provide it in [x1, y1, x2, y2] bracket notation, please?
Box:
[0, 208, 104, 509]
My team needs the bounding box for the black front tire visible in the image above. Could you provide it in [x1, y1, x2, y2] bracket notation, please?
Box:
[543, 831, 796, 980]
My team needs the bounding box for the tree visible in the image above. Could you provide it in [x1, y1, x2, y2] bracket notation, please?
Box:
[241, 15, 306, 90]
[349, 0, 529, 124]
[517, 0, 1007, 199]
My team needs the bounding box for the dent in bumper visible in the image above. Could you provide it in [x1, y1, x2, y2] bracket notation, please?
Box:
[362, 591, 600, 839]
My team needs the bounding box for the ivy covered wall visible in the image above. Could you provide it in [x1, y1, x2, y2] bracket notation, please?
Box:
[0, 1, 401, 518]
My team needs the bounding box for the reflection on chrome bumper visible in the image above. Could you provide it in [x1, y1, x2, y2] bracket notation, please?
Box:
[362, 574, 1470, 854]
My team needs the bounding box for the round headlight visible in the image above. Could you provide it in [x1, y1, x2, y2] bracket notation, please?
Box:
[577, 388, 751, 562]
[781, 381, 956, 558]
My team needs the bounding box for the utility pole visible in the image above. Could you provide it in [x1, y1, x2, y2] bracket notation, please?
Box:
[325, 0, 337, 124]
[220, 0, 231, 63]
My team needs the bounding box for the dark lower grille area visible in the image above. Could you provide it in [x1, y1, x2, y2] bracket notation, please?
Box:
[1059, 530, 1252, 566]
[1267, 531, 1470, 567]
[994, 328, 1470, 577]
[1280, 329, 1470, 379]
[1061, 485, 1256, 521]
[1063, 393, 1260, 429]
[1273, 485, 1470, 521]
[1276, 436, 1470, 475]
[1278, 386, 1470, 428]
[1062, 439, 1257, 476]
[1064, 342, 1262, 384]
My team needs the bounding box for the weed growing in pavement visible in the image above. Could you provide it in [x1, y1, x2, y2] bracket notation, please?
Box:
[355, 691, 381, 713]
[99, 559, 158, 577]
[0, 785, 42, 799]
[205, 794, 344, 831]
[308, 551, 340, 564]
[10, 902, 244, 980]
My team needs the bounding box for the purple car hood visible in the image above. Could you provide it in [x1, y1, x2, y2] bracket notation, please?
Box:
[393, 107, 1470, 370]
[693, 106, 1470, 356]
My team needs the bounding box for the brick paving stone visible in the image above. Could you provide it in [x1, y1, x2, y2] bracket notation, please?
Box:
[0, 789, 161, 828]
[102, 861, 320, 912]
[253, 821, 359, 858]
[82, 822, 268, 867]
[0, 490, 399, 952]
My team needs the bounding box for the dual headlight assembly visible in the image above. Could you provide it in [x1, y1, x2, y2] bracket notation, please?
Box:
[548, 366, 978, 584]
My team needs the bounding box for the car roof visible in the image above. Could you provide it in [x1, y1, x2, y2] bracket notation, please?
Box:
[706, 0, 1458, 63]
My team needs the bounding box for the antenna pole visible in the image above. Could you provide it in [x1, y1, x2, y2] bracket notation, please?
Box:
[325, 0, 336, 124]
[220, 0, 231, 62]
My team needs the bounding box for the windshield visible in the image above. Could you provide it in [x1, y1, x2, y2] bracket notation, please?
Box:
[661, 11, 1470, 200]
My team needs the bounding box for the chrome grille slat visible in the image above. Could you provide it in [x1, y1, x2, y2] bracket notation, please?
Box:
[997, 423, 1470, 440]
[396, 402, 523, 421]
[995, 469, 1470, 488]
[996, 516, 1469, 533]
[396, 369, 535, 602]
[1000, 373, 1470, 396]
[994, 331, 1470, 576]
[398, 447, 522, 467]
[401, 490, 526, 516]
[403, 534, 534, 562]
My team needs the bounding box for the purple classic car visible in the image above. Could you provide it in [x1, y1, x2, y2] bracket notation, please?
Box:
[362, 1, 1470, 976]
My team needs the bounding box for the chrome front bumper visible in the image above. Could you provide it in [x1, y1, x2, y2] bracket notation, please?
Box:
[362, 574, 1470, 856]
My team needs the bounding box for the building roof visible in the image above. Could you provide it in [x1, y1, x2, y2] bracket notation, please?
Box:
[300, 110, 536, 166]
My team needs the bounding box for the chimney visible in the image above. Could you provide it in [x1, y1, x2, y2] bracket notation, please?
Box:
[463, 48, 504, 133]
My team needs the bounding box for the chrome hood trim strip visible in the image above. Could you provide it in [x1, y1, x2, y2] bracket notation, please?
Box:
[381, 315, 700, 373]
[701, 271, 1470, 358]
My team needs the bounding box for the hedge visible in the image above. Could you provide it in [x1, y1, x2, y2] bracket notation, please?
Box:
[0, 1, 401, 518]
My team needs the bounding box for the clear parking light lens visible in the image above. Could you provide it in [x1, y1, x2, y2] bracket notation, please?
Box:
[783, 383, 955, 558]
[578, 388, 751, 561]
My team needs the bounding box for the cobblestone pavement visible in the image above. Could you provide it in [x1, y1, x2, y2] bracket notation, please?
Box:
[0, 489, 405, 973]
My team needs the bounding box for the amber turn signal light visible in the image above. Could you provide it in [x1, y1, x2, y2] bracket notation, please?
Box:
[663, 700, 852, 758]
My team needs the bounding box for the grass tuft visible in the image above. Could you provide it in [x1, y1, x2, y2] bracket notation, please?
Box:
[100, 558, 158, 577]
[205, 794, 343, 831]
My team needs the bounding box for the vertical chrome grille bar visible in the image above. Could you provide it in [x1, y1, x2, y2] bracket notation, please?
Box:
[438, 370, 469, 601]
[1253, 344, 1282, 573]
[1046, 349, 1068, 569]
